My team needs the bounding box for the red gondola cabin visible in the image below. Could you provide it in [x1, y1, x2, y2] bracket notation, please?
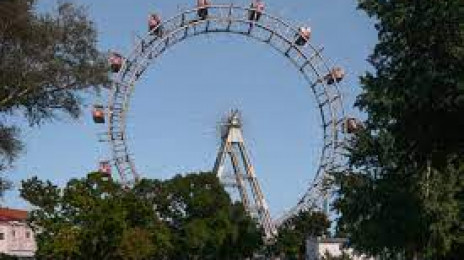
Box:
[92, 105, 105, 124]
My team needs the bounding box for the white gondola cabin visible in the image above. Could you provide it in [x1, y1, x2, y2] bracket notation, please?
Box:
[249, 0, 265, 21]
[197, 0, 211, 20]
[295, 26, 311, 46]
[148, 14, 162, 36]
[344, 117, 363, 134]
[99, 161, 112, 177]
[325, 67, 345, 85]
[109, 52, 123, 73]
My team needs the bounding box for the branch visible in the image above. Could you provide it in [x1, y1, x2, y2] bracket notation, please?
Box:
[0, 80, 80, 110]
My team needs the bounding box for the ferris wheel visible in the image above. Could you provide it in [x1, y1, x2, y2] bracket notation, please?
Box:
[92, 2, 362, 229]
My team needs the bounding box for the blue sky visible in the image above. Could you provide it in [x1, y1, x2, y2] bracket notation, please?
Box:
[4, 0, 377, 218]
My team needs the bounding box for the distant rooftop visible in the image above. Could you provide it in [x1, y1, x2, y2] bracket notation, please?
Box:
[0, 208, 28, 221]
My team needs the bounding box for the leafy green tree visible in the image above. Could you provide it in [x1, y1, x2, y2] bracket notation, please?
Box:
[0, 0, 108, 181]
[273, 210, 330, 259]
[135, 172, 263, 260]
[21, 172, 262, 259]
[219, 203, 263, 259]
[21, 173, 171, 260]
[334, 0, 464, 259]
[117, 227, 156, 260]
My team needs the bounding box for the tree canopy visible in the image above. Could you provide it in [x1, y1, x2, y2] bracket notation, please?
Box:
[334, 0, 464, 259]
[0, 0, 108, 177]
[20, 172, 263, 259]
[272, 210, 330, 259]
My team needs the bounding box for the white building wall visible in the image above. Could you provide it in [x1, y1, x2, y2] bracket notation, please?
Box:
[0, 222, 36, 258]
[0, 225, 8, 254]
[306, 237, 375, 260]
[318, 242, 345, 258]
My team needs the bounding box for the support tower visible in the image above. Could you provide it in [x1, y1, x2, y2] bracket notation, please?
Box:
[213, 110, 277, 241]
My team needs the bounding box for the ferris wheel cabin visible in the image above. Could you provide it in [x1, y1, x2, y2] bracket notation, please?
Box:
[98, 161, 112, 177]
[325, 67, 345, 85]
[109, 52, 123, 73]
[197, 0, 211, 20]
[295, 26, 311, 46]
[248, 0, 265, 21]
[92, 105, 105, 124]
[344, 118, 363, 134]
[148, 14, 163, 36]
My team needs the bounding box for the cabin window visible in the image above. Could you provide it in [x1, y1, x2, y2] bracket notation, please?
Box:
[0, 233, 4, 240]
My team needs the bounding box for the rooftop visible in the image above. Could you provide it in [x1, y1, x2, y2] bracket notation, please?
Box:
[0, 208, 28, 221]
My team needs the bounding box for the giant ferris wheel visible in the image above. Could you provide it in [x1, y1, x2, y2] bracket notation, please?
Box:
[92, 1, 362, 236]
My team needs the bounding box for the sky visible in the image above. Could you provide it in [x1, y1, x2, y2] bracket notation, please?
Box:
[4, 0, 377, 218]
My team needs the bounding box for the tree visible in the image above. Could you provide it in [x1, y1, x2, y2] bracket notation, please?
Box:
[21, 172, 263, 259]
[273, 210, 330, 259]
[20, 173, 172, 259]
[334, 0, 464, 259]
[135, 172, 263, 259]
[0, 0, 108, 177]
[117, 227, 157, 260]
[219, 202, 263, 259]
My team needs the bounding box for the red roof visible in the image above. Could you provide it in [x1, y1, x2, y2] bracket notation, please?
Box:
[0, 208, 28, 221]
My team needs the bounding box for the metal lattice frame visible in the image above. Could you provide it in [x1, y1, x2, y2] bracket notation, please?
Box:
[213, 110, 277, 241]
[106, 4, 346, 224]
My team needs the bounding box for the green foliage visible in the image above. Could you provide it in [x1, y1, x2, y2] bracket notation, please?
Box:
[21, 172, 263, 259]
[0, 254, 20, 260]
[334, 0, 464, 259]
[272, 210, 330, 259]
[219, 203, 263, 259]
[118, 227, 157, 260]
[21, 172, 169, 259]
[0, 0, 108, 177]
[135, 173, 263, 259]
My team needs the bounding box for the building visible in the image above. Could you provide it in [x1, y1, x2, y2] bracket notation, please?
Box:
[306, 237, 374, 260]
[0, 208, 36, 258]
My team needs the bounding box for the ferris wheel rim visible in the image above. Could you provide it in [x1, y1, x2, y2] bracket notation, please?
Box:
[106, 3, 346, 224]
